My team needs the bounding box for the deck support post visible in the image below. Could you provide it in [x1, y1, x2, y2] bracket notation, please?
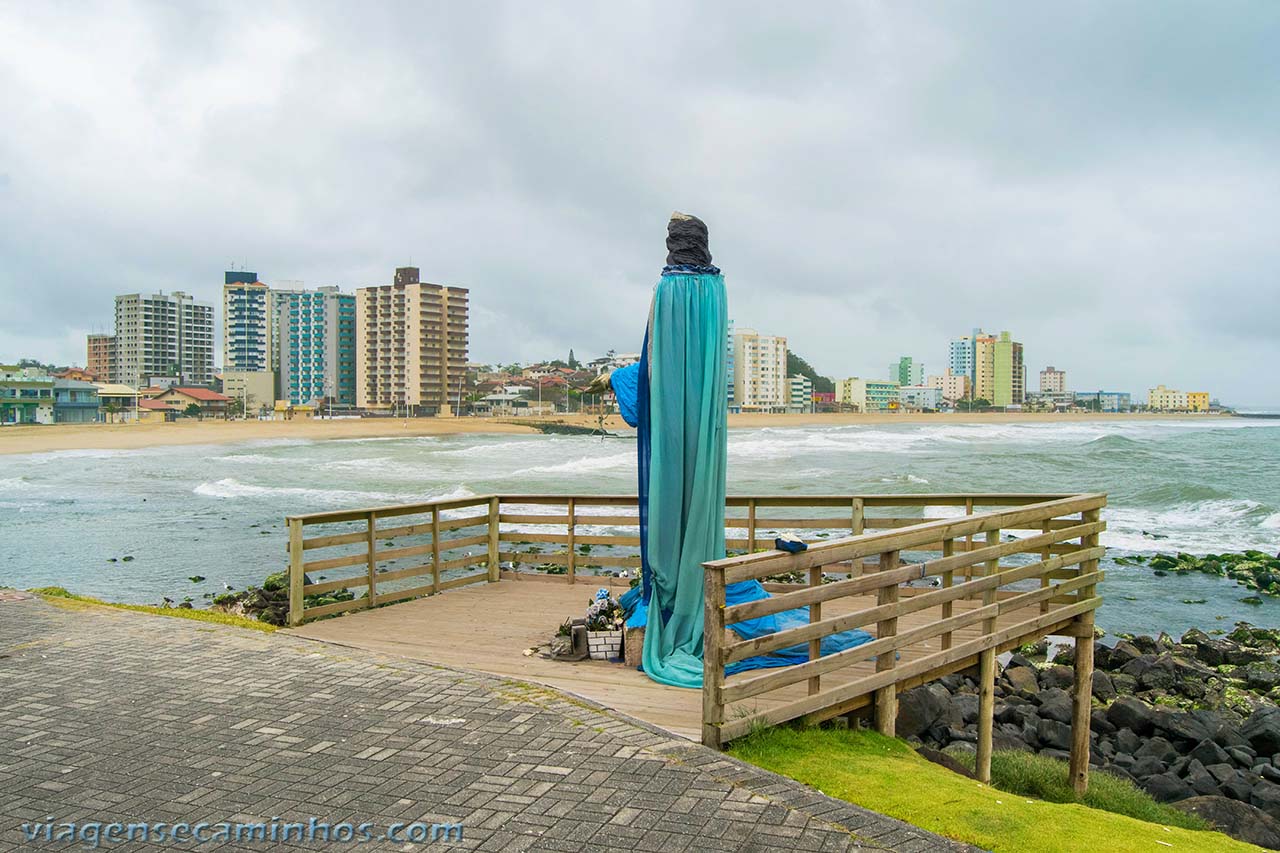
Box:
[873, 550, 900, 736]
[287, 517, 304, 626]
[977, 647, 995, 783]
[808, 565, 822, 695]
[566, 498, 576, 584]
[487, 497, 500, 582]
[431, 509, 441, 594]
[366, 512, 377, 608]
[940, 538, 954, 650]
[1071, 506, 1102, 795]
[702, 565, 727, 749]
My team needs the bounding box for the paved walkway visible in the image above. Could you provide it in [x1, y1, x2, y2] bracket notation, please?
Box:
[0, 597, 972, 852]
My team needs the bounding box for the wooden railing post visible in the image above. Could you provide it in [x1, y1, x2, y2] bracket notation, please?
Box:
[747, 499, 757, 552]
[365, 511, 377, 609]
[287, 517, 304, 626]
[873, 550, 900, 736]
[1071, 506, 1102, 795]
[964, 497, 975, 579]
[566, 498, 576, 584]
[702, 565, 727, 748]
[431, 508, 441, 594]
[808, 564, 823, 695]
[976, 528, 1000, 783]
[487, 496, 500, 582]
[1040, 519, 1052, 614]
[852, 497, 864, 536]
[940, 538, 954, 650]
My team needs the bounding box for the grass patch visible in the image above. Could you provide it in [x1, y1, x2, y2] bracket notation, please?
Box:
[949, 747, 1205, 830]
[28, 587, 276, 633]
[728, 726, 1252, 853]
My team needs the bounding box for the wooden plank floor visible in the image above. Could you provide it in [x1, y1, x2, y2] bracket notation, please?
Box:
[288, 573, 1072, 741]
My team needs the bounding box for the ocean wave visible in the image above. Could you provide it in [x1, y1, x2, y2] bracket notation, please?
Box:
[0, 476, 33, 490]
[512, 453, 635, 476]
[218, 453, 300, 466]
[879, 474, 930, 485]
[1104, 499, 1279, 554]
[19, 448, 139, 464]
[193, 478, 399, 504]
[431, 439, 540, 458]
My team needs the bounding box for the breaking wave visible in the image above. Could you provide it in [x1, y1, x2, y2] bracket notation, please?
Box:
[193, 478, 399, 504]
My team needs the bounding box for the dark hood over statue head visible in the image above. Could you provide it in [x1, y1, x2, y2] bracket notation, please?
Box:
[665, 212, 713, 268]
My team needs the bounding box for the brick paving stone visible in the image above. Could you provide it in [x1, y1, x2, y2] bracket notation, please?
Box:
[0, 598, 976, 851]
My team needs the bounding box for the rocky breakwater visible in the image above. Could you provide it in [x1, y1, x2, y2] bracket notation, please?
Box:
[896, 623, 1280, 849]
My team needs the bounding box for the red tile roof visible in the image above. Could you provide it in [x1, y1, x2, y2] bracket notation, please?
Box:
[166, 387, 231, 402]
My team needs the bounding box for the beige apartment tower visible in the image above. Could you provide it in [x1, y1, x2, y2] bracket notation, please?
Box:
[356, 267, 469, 415]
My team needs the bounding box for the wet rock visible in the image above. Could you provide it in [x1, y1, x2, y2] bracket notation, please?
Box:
[1039, 665, 1074, 691]
[1253, 780, 1280, 821]
[1144, 772, 1193, 803]
[1243, 706, 1280, 757]
[1003, 665, 1039, 695]
[1138, 654, 1179, 692]
[895, 684, 951, 738]
[1190, 739, 1231, 768]
[1181, 628, 1227, 667]
[1107, 639, 1141, 667]
[952, 693, 979, 726]
[1091, 671, 1116, 702]
[1036, 688, 1073, 725]
[1106, 696, 1155, 736]
[1173, 796, 1280, 850]
[1229, 747, 1256, 768]
[1037, 718, 1073, 751]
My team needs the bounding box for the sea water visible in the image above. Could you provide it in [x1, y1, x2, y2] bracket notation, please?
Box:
[2, 419, 1278, 636]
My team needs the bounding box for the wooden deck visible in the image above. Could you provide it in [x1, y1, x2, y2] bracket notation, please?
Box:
[286, 571, 1072, 741]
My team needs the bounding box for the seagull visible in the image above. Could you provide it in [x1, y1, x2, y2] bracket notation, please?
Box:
[223, 582, 235, 591]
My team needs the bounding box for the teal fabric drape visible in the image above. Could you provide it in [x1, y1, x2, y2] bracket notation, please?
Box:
[640, 272, 728, 688]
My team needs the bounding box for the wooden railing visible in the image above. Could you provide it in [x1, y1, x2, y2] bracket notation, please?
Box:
[285, 493, 1082, 624]
[700, 492, 1105, 792]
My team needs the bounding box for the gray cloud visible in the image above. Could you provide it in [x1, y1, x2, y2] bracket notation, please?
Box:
[1, 1, 1277, 404]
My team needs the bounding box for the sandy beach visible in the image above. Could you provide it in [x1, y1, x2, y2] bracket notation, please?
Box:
[0, 411, 1229, 456]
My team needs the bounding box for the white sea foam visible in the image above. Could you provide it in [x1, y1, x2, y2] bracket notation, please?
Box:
[512, 453, 634, 476]
[193, 478, 399, 504]
[1104, 499, 1279, 553]
[0, 476, 33, 490]
[218, 453, 299, 466]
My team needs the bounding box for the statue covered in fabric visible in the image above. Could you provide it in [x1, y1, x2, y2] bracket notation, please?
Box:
[604, 213, 871, 689]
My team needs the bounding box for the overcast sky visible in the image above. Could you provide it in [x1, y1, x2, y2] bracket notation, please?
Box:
[2, 2, 1277, 404]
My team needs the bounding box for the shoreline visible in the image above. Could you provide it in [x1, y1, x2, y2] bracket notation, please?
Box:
[0, 411, 1237, 456]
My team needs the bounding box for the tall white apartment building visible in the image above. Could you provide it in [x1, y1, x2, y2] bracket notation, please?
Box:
[730, 328, 788, 413]
[114, 291, 214, 388]
[1040, 366, 1067, 395]
[222, 272, 273, 374]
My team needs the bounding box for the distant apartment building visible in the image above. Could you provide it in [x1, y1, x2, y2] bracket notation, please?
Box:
[1039, 366, 1067, 395]
[837, 377, 900, 412]
[1074, 390, 1132, 413]
[86, 334, 117, 382]
[222, 272, 273, 374]
[1148, 385, 1209, 412]
[992, 331, 1025, 408]
[277, 286, 357, 407]
[948, 329, 985, 395]
[786, 374, 813, 414]
[356, 267, 469, 415]
[973, 333, 996, 402]
[114, 291, 214, 388]
[888, 356, 925, 387]
[726, 319, 736, 408]
[730, 328, 788, 413]
[928, 370, 970, 404]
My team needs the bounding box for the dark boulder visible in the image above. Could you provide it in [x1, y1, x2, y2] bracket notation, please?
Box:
[917, 746, 977, 780]
[1153, 709, 1213, 745]
[1206, 763, 1238, 785]
[1107, 639, 1141, 668]
[1130, 635, 1158, 655]
[1263, 765, 1280, 785]
[1003, 665, 1039, 695]
[895, 684, 952, 738]
[1091, 671, 1117, 703]
[1180, 628, 1226, 667]
[1037, 718, 1073, 751]
[1090, 709, 1116, 735]
[1144, 772, 1193, 803]
[1184, 759, 1221, 796]
[1138, 654, 1179, 692]
[1243, 706, 1280, 757]
[1036, 688, 1073, 724]
[1130, 756, 1167, 779]
[952, 692, 980, 726]
[1005, 653, 1036, 670]
[1229, 747, 1256, 768]
[1254, 780, 1280, 821]
[1039, 665, 1074, 691]
[1220, 774, 1255, 803]
[1119, 654, 1156, 679]
[1174, 796, 1280, 850]
[1135, 736, 1178, 764]
[1114, 727, 1142, 756]
[1106, 696, 1155, 736]
[1190, 739, 1232, 768]
[1109, 672, 1138, 696]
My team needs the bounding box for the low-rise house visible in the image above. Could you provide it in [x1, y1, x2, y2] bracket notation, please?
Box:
[0, 365, 55, 424]
[150, 387, 232, 419]
[93, 383, 141, 422]
[53, 379, 100, 423]
[898, 385, 943, 411]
